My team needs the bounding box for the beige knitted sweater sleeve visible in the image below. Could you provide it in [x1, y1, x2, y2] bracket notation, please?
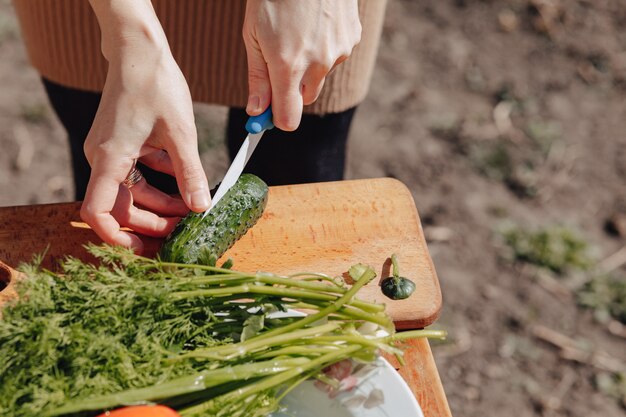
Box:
[13, 0, 387, 114]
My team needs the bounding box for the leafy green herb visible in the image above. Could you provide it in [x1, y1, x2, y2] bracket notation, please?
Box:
[0, 245, 445, 417]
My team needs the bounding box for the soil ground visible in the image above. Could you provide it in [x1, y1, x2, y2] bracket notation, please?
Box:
[1, 1, 626, 416]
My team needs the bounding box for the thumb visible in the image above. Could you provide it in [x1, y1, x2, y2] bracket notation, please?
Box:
[245, 40, 272, 116]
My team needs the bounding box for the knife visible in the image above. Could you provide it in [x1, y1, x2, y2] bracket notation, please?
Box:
[202, 106, 273, 218]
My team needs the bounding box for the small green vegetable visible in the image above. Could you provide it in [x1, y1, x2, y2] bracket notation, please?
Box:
[381, 254, 416, 300]
[159, 174, 268, 264]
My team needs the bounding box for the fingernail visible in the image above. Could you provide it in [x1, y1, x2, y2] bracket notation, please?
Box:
[190, 189, 210, 211]
[129, 237, 144, 254]
[246, 96, 260, 114]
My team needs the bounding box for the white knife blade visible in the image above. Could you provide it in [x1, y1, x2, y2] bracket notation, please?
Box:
[202, 131, 264, 218]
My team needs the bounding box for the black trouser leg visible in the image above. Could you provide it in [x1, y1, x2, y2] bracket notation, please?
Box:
[42, 78, 99, 200]
[226, 107, 356, 186]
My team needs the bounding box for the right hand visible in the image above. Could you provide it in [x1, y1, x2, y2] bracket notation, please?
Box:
[243, 0, 362, 130]
[82, 0, 211, 252]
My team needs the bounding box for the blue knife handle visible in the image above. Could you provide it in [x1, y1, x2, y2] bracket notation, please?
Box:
[245, 105, 274, 134]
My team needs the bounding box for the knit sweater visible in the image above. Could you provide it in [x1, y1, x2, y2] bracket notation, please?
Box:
[13, 0, 387, 114]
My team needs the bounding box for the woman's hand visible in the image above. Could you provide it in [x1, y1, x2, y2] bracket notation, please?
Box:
[243, 0, 362, 130]
[83, 0, 211, 252]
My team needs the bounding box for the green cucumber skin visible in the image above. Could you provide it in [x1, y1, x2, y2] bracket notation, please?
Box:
[159, 174, 268, 264]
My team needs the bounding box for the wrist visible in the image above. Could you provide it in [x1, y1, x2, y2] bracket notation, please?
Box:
[89, 0, 168, 61]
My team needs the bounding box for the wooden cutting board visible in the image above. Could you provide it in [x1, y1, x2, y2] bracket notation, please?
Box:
[0, 178, 441, 329]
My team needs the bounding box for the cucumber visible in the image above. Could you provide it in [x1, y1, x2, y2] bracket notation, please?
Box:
[159, 174, 268, 264]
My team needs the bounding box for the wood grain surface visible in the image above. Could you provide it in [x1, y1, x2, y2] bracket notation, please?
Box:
[0, 178, 441, 328]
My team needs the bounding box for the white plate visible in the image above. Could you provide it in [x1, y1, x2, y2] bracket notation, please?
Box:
[271, 356, 423, 417]
[265, 310, 423, 417]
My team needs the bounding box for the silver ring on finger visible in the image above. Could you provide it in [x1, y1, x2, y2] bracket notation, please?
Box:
[123, 162, 143, 189]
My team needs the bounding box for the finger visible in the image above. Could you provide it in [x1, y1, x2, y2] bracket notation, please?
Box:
[244, 36, 272, 116]
[268, 63, 304, 131]
[330, 55, 349, 73]
[130, 178, 189, 217]
[139, 150, 176, 176]
[165, 131, 211, 212]
[112, 185, 180, 238]
[301, 70, 326, 106]
[81, 156, 144, 251]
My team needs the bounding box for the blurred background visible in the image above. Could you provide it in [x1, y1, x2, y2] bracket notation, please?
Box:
[1, 0, 625, 416]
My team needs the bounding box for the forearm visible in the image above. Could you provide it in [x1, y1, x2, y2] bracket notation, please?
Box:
[88, 0, 168, 61]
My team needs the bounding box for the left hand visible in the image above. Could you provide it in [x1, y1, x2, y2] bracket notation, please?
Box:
[243, 0, 362, 131]
[82, 0, 211, 252]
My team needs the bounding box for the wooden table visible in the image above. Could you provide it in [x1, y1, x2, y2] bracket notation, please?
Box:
[0, 178, 451, 416]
